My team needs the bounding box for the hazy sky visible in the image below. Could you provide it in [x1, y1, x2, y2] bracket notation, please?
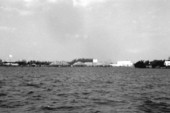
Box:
[0, 0, 170, 62]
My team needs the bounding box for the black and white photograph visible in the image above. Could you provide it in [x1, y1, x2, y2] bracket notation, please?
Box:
[0, 0, 170, 112]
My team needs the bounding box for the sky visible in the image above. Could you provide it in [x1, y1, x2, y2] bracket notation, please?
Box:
[0, 0, 170, 62]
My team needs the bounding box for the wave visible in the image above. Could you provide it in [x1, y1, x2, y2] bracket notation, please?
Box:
[138, 100, 170, 113]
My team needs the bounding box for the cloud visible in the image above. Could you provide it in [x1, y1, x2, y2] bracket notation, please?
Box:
[0, 6, 33, 16]
[24, 0, 34, 3]
[19, 10, 33, 15]
[23, 0, 60, 7]
[0, 26, 16, 32]
[73, 0, 107, 7]
[47, 0, 59, 3]
[23, 0, 38, 8]
[0, 0, 60, 16]
[65, 34, 89, 40]
[126, 49, 141, 54]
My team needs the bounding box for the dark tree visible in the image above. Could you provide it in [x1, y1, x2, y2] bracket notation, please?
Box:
[150, 60, 165, 68]
[0, 59, 3, 66]
[27, 60, 51, 67]
[69, 58, 93, 65]
[16, 60, 27, 66]
[134, 60, 146, 68]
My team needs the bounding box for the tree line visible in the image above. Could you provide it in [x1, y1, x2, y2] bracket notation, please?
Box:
[0, 59, 51, 67]
[0, 58, 94, 67]
[134, 60, 167, 68]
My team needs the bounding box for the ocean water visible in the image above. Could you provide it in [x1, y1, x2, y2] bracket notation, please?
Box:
[0, 67, 169, 113]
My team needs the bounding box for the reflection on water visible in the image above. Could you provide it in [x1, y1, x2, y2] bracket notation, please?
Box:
[0, 67, 170, 113]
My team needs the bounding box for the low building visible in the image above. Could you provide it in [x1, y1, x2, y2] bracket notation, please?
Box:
[72, 62, 86, 67]
[110, 63, 119, 67]
[50, 61, 70, 67]
[110, 61, 133, 67]
[93, 59, 98, 63]
[70, 58, 98, 66]
[3, 62, 19, 66]
[117, 61, 133, 67]
[84, 62, 94, 66]
[165, 61, 170, 67]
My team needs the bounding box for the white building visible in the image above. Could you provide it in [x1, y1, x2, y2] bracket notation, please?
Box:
[73, 62, 86, 67]
[110, 61, 133, 67]
[50, 61, 69, 66]
[93, 59, 98, 63]
[4, 62, 19, 66]
[165, 61, 170, 66]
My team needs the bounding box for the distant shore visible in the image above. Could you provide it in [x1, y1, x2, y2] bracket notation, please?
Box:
[0, 58, 170, 68]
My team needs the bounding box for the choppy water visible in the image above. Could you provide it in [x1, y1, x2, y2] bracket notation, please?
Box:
[0, 67, 170, 113]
